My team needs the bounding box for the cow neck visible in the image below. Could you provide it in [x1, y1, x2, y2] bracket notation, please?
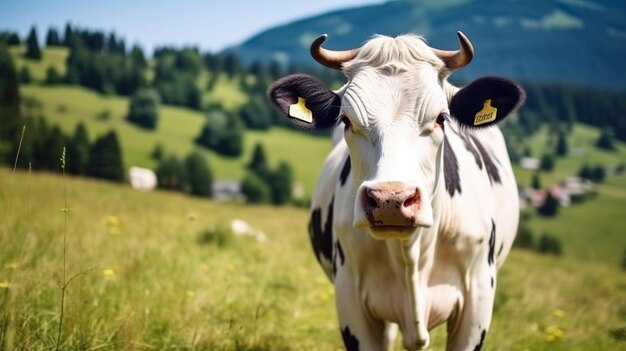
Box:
[396, 235, 431, 347]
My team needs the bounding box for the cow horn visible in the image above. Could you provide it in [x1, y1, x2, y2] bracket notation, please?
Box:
[432, 31, 474, 70]
[310, 34, 359, 70]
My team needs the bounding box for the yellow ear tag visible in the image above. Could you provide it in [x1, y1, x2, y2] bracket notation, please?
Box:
[474, 99, 498, 126]
[289, 97, 313, 124]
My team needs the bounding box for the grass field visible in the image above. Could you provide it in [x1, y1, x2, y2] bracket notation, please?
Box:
[1, 168, 625, 350]
[10, 45, 69, 81]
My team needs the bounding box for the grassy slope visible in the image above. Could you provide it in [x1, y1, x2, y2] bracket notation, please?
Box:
[513, 124, 626, 188]
[10, 45, 68, 81]
[1, 168, 625, 350]
[522, 174, 626, 264]
[20, 85, 332, 195]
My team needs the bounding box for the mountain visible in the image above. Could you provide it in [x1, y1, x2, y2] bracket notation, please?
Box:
[229, 0, 626, 92]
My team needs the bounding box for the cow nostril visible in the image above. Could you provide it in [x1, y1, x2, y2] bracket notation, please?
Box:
[363, 188, 379, 211]
[403, 188, 421, 208]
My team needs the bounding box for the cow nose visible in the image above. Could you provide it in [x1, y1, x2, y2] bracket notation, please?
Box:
[362, 182, 422, 227]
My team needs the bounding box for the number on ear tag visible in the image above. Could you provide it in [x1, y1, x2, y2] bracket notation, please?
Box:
[474, 99, 497, 126]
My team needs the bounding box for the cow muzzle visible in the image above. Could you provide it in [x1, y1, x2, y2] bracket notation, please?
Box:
[355, 181, 433, 239]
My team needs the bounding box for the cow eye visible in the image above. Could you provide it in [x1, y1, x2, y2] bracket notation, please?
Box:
[436, 113, 447, 127]
[340, 115, 352, 131]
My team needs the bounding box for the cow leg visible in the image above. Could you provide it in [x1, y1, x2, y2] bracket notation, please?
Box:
[335, 272, 386, 351]
[383, 322, 399, 351]
[445, 260, 497, 351]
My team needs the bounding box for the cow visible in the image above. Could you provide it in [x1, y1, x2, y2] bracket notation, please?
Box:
[268, 32, 525, 351]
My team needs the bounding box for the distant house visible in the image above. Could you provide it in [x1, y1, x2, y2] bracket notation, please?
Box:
[519, 157, 540, 170]
[518, 176, 593, 209]
[212, 181, 243, 202]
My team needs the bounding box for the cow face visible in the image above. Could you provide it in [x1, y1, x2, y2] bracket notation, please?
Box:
[268, 34, 524, 240]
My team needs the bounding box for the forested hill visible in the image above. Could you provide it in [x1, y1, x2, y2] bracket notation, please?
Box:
[228, 0, 626, 93]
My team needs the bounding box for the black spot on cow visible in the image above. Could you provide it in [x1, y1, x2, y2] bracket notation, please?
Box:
[459, 132, 482, 169]
[443, 135, 462, 197]
[340, 155, 351, 186]
[332, 240, 345, 278]
[341, 326, 360, 351]
[490, 276, 494, 288]
[488, 220, 496, 266]
[473, 329, 486, 351]
[308, 197, 334, 264]
[470, 135, 501, 184]
[497, 242, 504, 258]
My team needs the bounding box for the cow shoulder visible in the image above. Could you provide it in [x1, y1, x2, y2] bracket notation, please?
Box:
[309, 140, 350, 280]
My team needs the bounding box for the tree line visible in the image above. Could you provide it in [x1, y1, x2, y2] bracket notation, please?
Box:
[3, 24, 626, 144]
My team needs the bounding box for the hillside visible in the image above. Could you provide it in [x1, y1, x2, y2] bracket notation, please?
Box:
[230, 0, 626, 92]
[1, 167, 625, 350]
[19, 84, 332, 195]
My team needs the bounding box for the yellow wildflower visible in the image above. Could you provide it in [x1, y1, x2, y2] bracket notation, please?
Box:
[5, 262, 18, 270]
[106, 216, 119, 226]
[544, 325, 564, 342]
[552, 308, 565, 318]
[0, 280, 10, 289]
[186, 290, 195, 298]
[109, 226, 121, 235]
[318, 291, 330, 301]
[102, 268, 116, 278]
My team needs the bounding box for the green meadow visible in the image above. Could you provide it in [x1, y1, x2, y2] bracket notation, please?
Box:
[513, 124, 626, 188]
[1, 168, 625, 350]
[20, 85, 332, 196]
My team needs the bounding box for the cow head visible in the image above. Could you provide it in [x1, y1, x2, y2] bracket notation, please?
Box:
[268, 33, 524, 240]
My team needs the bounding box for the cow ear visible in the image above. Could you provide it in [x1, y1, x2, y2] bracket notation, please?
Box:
[267, 74, 341, 131]
[449, 77, 525, 128]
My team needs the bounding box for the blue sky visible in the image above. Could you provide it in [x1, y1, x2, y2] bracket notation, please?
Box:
[0, 0, 385, 54]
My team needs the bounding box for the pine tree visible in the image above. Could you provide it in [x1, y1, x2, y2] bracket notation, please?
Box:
[555, 130, 568, 156]
[41, 126, 67, 170]
[63, 23, 74, 47]
[45, 66, 62, 84]
[578, 163, 591, 180]
[19, 66, 31, 83]
[268, 161, 293, 205]
[531, 172, 541, 190]
[45, 27, 61, 46]
[0, 44, 21, 161]
[127, 88, 160, 129]
[87, 130, 125, 182]
[0, 44, 20, 112]
[67, 122, 90, 175]
[150, 142, 164, 161]
[596, 127, 616, 151]
[25, 26, 42, 60]
[241, 172, 271, 204]
[247, 143, 269, 179]
[155, 155, 187, 191]
[539, 153, 555, 172]
[185, 151, 213, 197]
[214, 114, 244, 157]
[537, 190, 559, 217]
